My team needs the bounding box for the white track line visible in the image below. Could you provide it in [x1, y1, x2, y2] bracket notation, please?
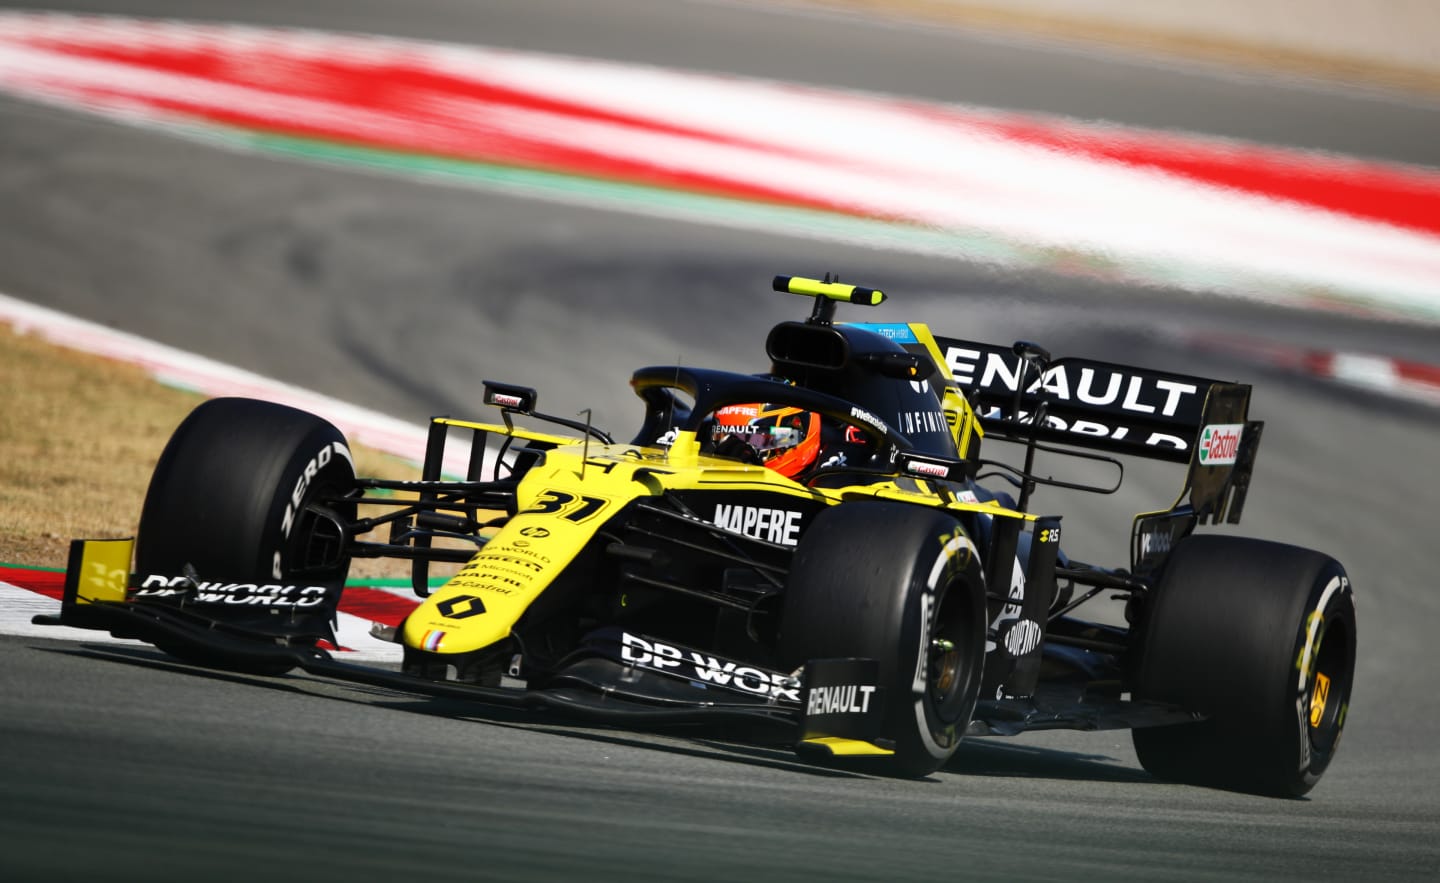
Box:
[0, 291, 473, 474]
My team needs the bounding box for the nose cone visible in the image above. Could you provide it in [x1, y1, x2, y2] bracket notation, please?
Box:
[402, 586, 510, 654]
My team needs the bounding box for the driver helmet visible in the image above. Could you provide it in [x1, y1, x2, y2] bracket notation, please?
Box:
[710, 403, 822, 478]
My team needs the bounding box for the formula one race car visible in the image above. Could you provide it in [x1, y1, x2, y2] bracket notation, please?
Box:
[40, 275, 1356, 796]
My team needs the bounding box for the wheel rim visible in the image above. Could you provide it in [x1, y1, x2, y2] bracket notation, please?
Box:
[926, 580, 978, 725]
[284, 480, 353, 578]
[1306, 617, 1352, 756]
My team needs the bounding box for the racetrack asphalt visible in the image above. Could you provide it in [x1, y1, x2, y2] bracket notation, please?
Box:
[2, 1, 1439, 880]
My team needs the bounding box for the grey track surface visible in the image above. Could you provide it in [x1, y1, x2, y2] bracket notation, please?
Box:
[2, 1, 1439, 880]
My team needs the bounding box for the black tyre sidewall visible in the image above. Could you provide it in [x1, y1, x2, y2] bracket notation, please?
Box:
[137, 398, 355, 587]
[781, 502, 987, 776]
[1132, 535, 1356, 796]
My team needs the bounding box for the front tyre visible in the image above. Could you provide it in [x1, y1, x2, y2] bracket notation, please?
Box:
[780, 503, 987, 777]
[136, 398, 357, 672]
[1131, 535, 1356, 797]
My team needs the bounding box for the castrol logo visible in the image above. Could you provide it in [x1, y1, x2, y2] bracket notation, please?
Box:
[1198, 423, 1243, 466]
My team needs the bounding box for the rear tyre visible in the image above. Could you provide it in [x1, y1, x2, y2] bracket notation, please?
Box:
[780, 503, 986, 777]
[137, 398, 357, 673]
[1131, 535, 1356, 797]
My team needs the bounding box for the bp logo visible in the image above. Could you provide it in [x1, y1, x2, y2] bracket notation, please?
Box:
[436, 594, 487, 619]
[1198, 423, 1243, 466]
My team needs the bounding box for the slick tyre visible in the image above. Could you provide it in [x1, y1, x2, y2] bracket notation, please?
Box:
[780, 503, 986, 778]
[1131, 535, 1356, 797]
[137, 398, 357, 672]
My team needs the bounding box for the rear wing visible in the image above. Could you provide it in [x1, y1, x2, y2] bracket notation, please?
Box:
[925, 335, 1262, 525]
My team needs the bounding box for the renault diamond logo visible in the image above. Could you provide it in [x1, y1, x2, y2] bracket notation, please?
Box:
[436, 594, 486, 619]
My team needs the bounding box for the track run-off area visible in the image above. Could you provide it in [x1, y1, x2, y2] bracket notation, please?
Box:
[2, 1, 1440, 880]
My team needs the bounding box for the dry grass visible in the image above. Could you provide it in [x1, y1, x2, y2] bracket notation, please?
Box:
[803, 0, 1440, 95]
[0, 323, 418, 572]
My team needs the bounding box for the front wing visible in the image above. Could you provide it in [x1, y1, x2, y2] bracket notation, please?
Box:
[37, 539, 896, 756]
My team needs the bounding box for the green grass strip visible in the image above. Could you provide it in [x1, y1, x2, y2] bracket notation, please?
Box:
[346, 576, 449, 589]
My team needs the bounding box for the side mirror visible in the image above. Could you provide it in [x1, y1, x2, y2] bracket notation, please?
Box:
[482, 380, 538, 413]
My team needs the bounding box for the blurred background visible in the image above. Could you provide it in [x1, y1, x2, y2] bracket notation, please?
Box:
[819, 0, 1440, 89]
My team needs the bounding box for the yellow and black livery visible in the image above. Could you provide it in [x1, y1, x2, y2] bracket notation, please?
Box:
[40, 274, 1355, 794]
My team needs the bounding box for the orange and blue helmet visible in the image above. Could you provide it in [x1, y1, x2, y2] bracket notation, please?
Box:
[710, 402, 822, 479]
